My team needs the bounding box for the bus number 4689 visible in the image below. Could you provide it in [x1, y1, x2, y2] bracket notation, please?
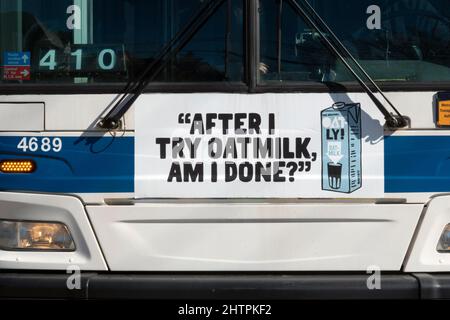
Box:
[17, 137, 62, 153]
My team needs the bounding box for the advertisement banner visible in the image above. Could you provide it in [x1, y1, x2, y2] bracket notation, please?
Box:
[135, 93, 384, 198]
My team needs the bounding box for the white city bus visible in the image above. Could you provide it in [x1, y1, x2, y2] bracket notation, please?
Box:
[1, 0, 450, 300]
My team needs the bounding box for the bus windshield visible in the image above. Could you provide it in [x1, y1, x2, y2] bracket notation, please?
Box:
[260, 0, 450, 84]
[0, 0, 245, 85]
[1, 0, 450, 87]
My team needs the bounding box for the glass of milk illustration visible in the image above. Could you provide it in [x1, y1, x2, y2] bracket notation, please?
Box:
[321, 102, 362, 193]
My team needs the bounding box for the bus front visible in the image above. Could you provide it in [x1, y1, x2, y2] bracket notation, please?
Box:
[0, 0, 450, 300]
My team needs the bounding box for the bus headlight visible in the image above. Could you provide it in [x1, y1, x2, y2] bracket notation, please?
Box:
[0, 220, 75, 251]
[437, 224, 450, 252]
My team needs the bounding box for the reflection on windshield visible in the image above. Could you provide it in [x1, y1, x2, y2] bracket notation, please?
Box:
[0, 0, 244, 84]
[260, 0, 450, 83]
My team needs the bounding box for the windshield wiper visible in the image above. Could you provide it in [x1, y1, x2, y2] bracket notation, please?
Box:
[98, 0, 226, 129]
[288, 0, 407, 128]
[100, 0, 407, 130]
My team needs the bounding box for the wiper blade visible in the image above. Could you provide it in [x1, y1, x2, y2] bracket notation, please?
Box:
[98, 0, 226, 129]
[288, 0, 407, 128]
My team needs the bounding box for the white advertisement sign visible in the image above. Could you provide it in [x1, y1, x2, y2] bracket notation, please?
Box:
[135, 93, 384, 198]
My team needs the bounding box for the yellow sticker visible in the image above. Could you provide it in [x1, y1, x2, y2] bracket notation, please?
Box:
[438, 100, 450, 126]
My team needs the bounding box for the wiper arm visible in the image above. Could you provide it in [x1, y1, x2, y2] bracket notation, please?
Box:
[288, 0, 407, 128]
[98, 0, 226, 129]
[99, 0, 407, 130]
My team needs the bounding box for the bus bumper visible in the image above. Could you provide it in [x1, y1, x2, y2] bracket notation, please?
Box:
[1, 272, 449, 300]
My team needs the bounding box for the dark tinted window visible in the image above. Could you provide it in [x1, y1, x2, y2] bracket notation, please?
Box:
[0, 0, 244, 85]
[260, 0, 450, 84]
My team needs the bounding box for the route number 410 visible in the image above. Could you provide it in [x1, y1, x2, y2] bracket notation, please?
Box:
[40, 48, 117, 71]
[17, 137, 62, 153]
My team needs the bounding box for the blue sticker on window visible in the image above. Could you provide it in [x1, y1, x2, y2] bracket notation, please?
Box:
[3, 52, 31, 66]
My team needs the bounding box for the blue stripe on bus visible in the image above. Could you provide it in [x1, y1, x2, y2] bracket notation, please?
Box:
[0, 136, 134, 193]
[0, 135, 449, 194]
[385, 135, 450, 193]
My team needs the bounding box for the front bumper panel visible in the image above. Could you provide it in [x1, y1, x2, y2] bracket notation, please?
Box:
[0, 273, 421, 300]
[87, 201, 422, 271]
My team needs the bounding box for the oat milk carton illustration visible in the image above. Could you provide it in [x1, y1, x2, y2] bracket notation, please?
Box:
[321, 102, 362, 193]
